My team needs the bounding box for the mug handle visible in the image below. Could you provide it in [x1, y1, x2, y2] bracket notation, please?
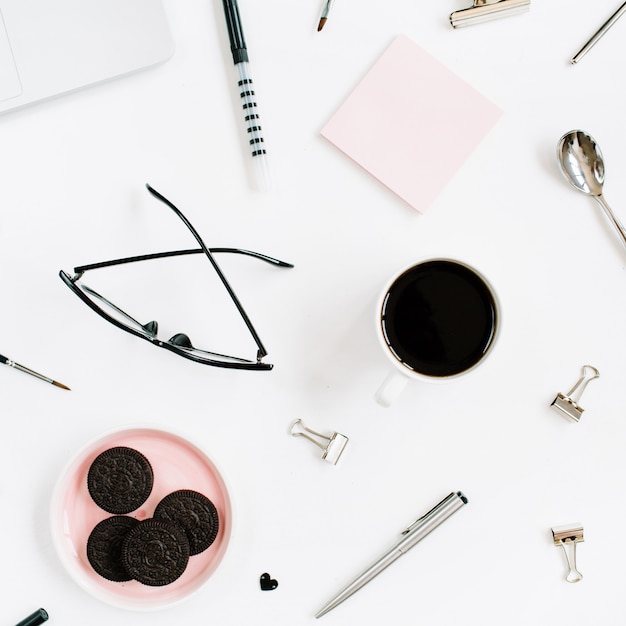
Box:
[375, 370, 409, 407]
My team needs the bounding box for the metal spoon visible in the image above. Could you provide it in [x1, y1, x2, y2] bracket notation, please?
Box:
[557, 130, 626, 249]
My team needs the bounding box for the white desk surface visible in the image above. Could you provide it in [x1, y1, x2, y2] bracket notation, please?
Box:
[3, 1, 626, 624]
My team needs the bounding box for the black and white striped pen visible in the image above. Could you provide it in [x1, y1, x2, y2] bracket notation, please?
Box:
[221, 0, 270, 190]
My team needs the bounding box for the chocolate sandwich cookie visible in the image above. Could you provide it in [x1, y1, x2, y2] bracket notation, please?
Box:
[122, 518, 190, 586]
[87, 446, 154, 514]
[154, 489, 220, 556]
[86, 515, 139, 582]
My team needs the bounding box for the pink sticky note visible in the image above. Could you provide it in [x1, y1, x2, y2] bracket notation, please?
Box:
[321, 35, 503, 212]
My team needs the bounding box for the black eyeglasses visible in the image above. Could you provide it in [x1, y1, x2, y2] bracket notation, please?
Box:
[59, 184, 293, 370]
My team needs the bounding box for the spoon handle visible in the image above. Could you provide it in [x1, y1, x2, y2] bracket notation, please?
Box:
[594, 194, 626, 248]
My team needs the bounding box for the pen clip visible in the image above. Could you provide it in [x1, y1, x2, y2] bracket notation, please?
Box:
[402, 492, 467, 534]
[403, 511, 429, 535]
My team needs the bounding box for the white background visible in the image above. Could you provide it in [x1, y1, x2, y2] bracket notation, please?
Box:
[3, 0, 626, 624]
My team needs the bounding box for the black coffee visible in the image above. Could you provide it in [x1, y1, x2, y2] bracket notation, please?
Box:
[381, 260, 497, 377]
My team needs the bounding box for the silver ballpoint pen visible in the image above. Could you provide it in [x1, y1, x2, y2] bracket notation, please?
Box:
[315, 491, 468, 618]
[571, 1, 626, 64]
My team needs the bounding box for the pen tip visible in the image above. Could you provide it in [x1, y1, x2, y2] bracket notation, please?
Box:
[317, 17, 327, 31]
[315, 605, 332, 618]
[53, 380, 71, 391]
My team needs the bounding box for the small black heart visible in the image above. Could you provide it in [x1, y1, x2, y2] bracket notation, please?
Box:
[260, 572, 278, 591]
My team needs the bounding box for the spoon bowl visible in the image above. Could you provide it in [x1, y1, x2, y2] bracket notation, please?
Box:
[557, 129, 626, 249]
[557, 130, 605, 196]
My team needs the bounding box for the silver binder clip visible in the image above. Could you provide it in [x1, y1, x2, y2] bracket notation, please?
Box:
[551, 365, 600, 422]
[290, 419, 348, 465]
[552, 524, 584, 583]
[450, 0, 530, 28]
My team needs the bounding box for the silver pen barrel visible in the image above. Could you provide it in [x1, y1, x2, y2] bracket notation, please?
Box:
[571, 1, 626, 64]
[315, 491, 467, 618]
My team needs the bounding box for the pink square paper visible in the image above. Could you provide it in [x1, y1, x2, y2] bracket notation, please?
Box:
[321, 35, 503, 212]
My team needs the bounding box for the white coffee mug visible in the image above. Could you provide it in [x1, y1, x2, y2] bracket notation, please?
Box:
[375, 258, 500, 407]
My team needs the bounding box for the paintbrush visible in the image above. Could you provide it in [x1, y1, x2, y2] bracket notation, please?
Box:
[317, 0, 334, 31]
[0, 353, 70, 390]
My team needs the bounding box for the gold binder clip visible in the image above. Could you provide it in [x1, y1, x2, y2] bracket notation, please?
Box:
[290, 419, 348, 465]
[450, 0, 530, 28]
[551, 365, 600, 422]
[552, 524, 584, 582]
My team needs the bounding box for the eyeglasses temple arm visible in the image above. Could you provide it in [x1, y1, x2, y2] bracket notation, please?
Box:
[145, 184, 270, 360]
[215, 248, 293, 267]
[73, 247, 293, 275]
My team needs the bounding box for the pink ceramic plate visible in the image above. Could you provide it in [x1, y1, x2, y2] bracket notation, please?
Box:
[51, 427, 232, 610]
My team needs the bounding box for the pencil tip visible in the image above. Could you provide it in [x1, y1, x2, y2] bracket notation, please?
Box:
[53, 381, 71, 391]
[317, 17, 327, 31]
